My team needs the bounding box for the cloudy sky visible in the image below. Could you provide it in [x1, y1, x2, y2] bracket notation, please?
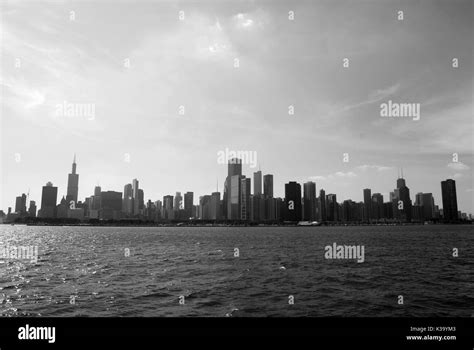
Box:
[1, 0, 473, 214]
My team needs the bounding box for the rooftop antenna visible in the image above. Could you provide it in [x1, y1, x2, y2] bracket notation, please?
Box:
[401, 167, 404, 179]
[216, 177, 219, 192]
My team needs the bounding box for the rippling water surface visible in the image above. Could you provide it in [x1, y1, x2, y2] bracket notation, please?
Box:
[0, 225, 472, 317]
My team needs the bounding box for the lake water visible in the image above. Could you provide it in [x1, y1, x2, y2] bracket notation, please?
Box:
[0, 225, 472, 317]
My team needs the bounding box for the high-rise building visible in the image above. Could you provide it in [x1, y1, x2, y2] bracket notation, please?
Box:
[199, 195, 212, 220]
[371, 193, 384, 220]
[93, 186, 102, 210]
[422, 193, 435, 220]
[326, 194, 338, 221]
[28, 201, 37, 217]
[174, 192, 183, 211]
[228, 158, 242, 177]
[100, 191, 122, 220]
[253, 171, 262, 196]
[138, 189, 144, 213]
[39, 182, 58, 218]
[398, 185, 412, 222]
[15, 193, 27, 215]
[224, 158, 242, 220]
[363, 188, 371, 222]
[284, 181, 302, 222]
[132, 179, 139, 215]
[241, 177, 251, 220]
[441, 179, 458, 222]
[263, 174, 273, 198]
[123, 184, 133, 215]
[318, 189, 326, 222]
[210, 192, 221, 220]
[229, 174, 242, 220]
[184, 192, 194, 219]
[303, 181, 316, 221]
[397, 177, 406, 189]
[66, 154, 79, 205]
[163, 195, 174, 220]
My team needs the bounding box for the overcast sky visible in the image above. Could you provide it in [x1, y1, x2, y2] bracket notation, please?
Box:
[1, 0, 473, 214]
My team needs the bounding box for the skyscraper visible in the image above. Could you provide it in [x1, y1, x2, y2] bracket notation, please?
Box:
[303, 181, 316, 221]
[15, 193, 27, 215]
[319, 189, 326, 222]
[363, 188, 371, 222]
[263, 174, 273, 198]
[132, 179, 139, 215]
[326, 194, 338, 222]
[184, 192, 194, 219]
[163, 195, 174, 220]
[241, 177, 251, 220]
[228, 158, 242, 177]
[229, 174, 242, 220]
[441, 179, 458, 222]
[210, 192, 221, 220]
[371, 193, 384, 220]
[39, 182, 58, 218]
[398, 184, 412, 222]
[28, 201, 37, 217]
[253, 171, 262, 196]
[174, 192, 183, 211]
[93, 186, 102, 210]
[100, 191, 122, 220]
[225, 158, 242, 220]
[66, 154, 79, 205]
[123, 183, 133, 215]
[284, 181, 302, 222]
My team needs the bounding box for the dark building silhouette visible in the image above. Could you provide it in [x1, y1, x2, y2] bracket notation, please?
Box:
[326, 194, 338, 222]
[15, 193, 27, 215]
[39, 182, 58, 218]
[441, 179, 458, 222]
[163, 195, 174, 220]
[132, 179, 140, 215]
[123, 183, 133, 215]
[253, 171, 262, 196]
[28, 200, 37, 217]
[398, 184, 412, 222]
[199, 195, 212, 220]
[371, 193, 384, 220]
[284, 181, 302, 222]
[184, 192, 194, 219]
[100, 191, 122, 220]
[66, 154, 79, 205]
[363, 188, 371, 222]
[303, 181, 316, 221]
[319, 189, 326, 222]
[263, 174, 273, 198]
[210, 192, 221, 220]
[224, 158, 242, 220]
[241, 177, 251, 220]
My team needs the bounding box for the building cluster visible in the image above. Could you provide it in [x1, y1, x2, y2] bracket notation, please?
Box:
[1, 156, 470, 224]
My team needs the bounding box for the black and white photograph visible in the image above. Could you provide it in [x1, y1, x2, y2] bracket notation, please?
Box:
[0, 0, 473, 347]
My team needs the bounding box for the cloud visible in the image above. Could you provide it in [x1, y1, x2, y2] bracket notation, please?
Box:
[309, 171, 357, 181]
[447, 162, 470, 171]
[335, 171, 357, 178]
[356, 164, 394, 172]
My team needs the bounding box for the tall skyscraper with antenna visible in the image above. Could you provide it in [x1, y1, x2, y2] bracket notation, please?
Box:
[66, 154, 79, 205]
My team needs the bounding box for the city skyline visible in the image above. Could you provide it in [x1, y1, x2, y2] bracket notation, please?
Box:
[2, 154, 471, 222]
[1, 1, 473, 214]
